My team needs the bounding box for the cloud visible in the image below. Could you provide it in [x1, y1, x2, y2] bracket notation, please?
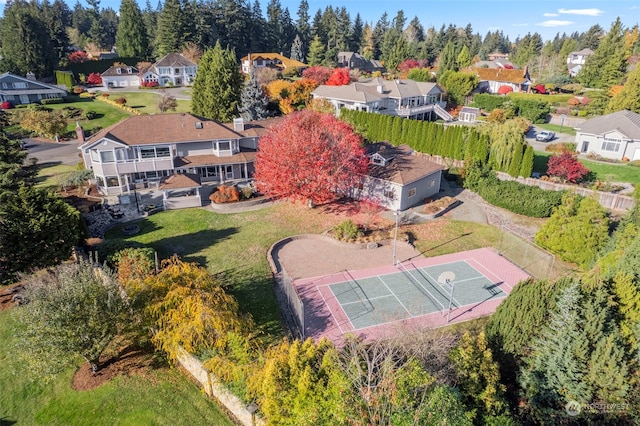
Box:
[538, 20, 575, 27]
[543, 13, 559, 17]
[558, 8, 604, 16]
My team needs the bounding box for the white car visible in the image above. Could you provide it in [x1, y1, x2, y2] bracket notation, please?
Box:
[536, 131, 555, 142]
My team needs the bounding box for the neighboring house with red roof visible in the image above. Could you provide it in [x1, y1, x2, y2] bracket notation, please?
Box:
[101, 65, 139, 89]
[312, 77, 451, 121]
[575, 110, 640, 161]
[0, 72, 67, 106]
[240, 53, 307, 74]
[352, 142, 444, 211]
[79, 113, 283, 198]
[141, 53, 197, 87]
[467, 67, 531, 94]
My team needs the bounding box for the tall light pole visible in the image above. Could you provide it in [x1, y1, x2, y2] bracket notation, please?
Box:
[447, 278, 455, 323]
[392, 210, 400, 266]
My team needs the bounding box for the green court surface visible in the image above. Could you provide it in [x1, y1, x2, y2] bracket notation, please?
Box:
[328, 260, 506, 330]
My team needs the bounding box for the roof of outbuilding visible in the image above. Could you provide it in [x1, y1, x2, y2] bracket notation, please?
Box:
[366, 142, 444, 185]
[159, 173, 201, 189]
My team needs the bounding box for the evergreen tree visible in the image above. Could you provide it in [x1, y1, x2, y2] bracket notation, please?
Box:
[191, 42, 242, 121]
[437, 40, 458, 78]
[239, 71, 269, 121]
[307, 35, 325, 66]
[86, 0, 109, 49]
[295, 0, 311, 57]
[520, 282, 590, 422]
[141, 0, 159, 56]
[519, 145, 534, 178]
[361, 24, 374, 59]
[0, 0, 57, 77]
[290, 34, 304, 62]
[249, 0, 267, 53]
[579, 18, 627, 89]
[100, 7, 119, 49]
[606, 64, 640, 113]
[350, 13, 363, 53]
[42, 0, 72, 67]
[116, 0, 149, 58]
[154, 0, 185, 57]
[456, 45, 472, 68]
[580, 24, 604, 50]
[535, 193, 610, 268]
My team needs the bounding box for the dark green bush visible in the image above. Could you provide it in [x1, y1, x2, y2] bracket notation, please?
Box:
[40, 98, 65, 105]
[82, 110, 97, 120]
[472, 93, 507, 111]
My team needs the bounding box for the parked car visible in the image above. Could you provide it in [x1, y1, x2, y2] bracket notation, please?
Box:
[536, 130, 555, 142]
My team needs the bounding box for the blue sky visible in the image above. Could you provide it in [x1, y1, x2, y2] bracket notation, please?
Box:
[5, 0, 638, 42]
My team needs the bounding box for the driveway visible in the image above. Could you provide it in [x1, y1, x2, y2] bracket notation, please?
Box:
[24, 138, 81, 166]
[525, 125, 575, 152]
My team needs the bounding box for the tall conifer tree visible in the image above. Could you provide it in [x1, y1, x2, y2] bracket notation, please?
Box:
[116, 0, 149, 58]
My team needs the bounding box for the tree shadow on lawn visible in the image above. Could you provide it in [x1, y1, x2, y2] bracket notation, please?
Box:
[151, 227, 239, 261]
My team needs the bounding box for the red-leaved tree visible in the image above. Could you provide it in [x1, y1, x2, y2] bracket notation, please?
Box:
[302, 65, 333, 85]
[254, 110, 368, 205]
[397, 59, 420, 74]
[68, 51, 89, 63]
[547, 150, 590, 183]
[87, 72, 102, 85]
[326, 68, 351, 86]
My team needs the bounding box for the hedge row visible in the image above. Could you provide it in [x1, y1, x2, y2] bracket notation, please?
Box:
[472, 94, 551, 123]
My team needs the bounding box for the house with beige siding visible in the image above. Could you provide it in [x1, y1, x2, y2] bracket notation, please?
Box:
[575, 110, 640, 161]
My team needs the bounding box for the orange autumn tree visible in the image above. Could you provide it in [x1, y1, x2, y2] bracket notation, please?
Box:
[254, 110, 368, 206]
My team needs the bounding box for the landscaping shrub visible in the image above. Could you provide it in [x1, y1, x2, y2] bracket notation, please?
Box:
[140, 81, 159, 88]
[0, 101, 12, 109]
[40, 98, 64, 105]
[332, 219, 363, 241]
[82, 110, 97, 120]
[240, 186, 253, 199]
[465, 161, 564, 217]
[209, 185, 240, 203]
[114, 97, 127, 105]
[78, 92, 95, 98]
[472, 93, 506, 111]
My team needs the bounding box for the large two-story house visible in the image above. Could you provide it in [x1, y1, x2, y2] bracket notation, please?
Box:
[311, 77, 451, 121]
[141, 53, 197, 87]
[79, 113, 282, 197]
[336, 52, 385, 74]
[567, 48, 594, 77]
[240, 53, 307, 74]
[0, 72, 67, 106]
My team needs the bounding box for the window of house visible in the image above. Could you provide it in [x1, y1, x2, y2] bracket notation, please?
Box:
[12, 82, 27, 89]
[90, 150, 99, 162]
[116, 68, 122, 74]
[96, 176, 104, 187]
[140, 147, 156, 159]
[384, 190, 394, 199]
[174, 68, 180, 75]
[100, 151, 115, 163]
[408, 188, 416, 197]
[156, 146, 170, 157]
[218, 141, 230, 151]
[602, 138, 621, 152]
[1, 83, 7, 89]
[105, 176, 120, 187]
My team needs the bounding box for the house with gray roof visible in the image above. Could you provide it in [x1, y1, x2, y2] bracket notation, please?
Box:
[141, 53, 197, 87]
[312, 77, 451, 121]
[101, 65, 139, 89]
[337, 52, 385, 74]
[575, 110, 640, 161]
[352, 142, 444, 211]
[0, 72, 67, 106]
[567, 48, 594, 77]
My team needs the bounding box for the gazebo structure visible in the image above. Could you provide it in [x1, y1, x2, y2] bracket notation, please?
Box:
[159, 173, 203, 210]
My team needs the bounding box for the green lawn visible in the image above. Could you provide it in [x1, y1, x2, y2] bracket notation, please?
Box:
[534, 151, 640, 185]
[535, 122, 577, 136]
[0, 310, 235, 426]
[34, 163, 78, 191]
[98, 91, 191, 114]
[46, 97, 131, 136]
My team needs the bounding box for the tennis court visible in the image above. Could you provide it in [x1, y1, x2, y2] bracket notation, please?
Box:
[295, 247, 530, 344]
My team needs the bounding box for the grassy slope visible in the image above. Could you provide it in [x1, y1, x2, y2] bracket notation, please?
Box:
[46, 97, 131, 135]
[0, 310, 235, 426]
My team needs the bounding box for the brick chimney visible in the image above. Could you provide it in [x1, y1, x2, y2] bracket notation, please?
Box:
[75, 122, 85, 143]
